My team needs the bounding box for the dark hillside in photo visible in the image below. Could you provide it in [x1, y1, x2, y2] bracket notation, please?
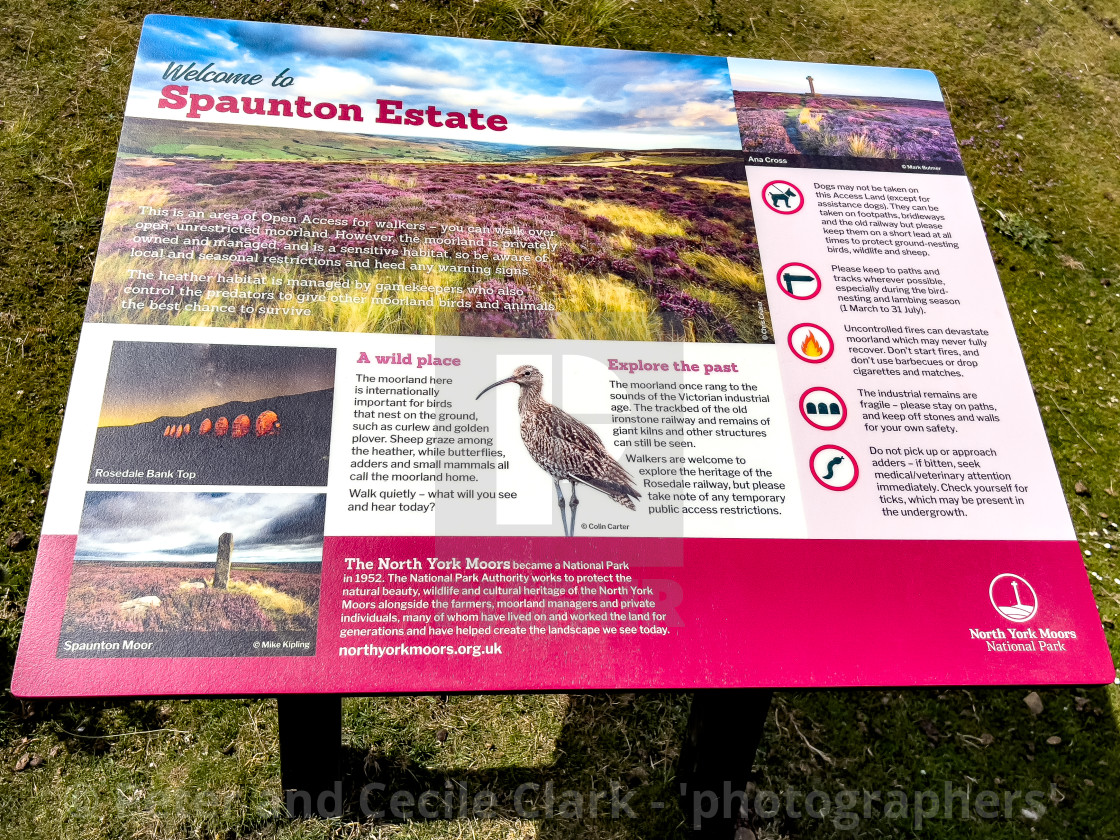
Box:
[90, 388, 334, 486]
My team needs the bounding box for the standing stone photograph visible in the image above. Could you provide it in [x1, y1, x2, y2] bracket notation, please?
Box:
[57, 491, 325, 657]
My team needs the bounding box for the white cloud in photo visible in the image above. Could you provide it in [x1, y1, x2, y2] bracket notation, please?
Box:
[377, 62, 476, 90]
[76, 492, 326, 565]
[635, 100, 737, 128]
[132, 17, 745, 150]
[301, 64, 379, 100]
[457, 88, 596, 120]
[203, 30, 239, 53]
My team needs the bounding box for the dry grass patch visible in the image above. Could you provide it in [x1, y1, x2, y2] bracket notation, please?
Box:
[227, 580, 307, 616]
[545, 271, 660, 342]
[365, 169, 418, 189]
[681, 283, 762, 343]
[682, 251, 765, 293]
[847, 133, 887, 158]
[558, 198, 687, 237]
[682, 176, 752, 197]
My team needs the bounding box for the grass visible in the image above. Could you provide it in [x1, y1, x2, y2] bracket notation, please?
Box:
[558, 198, 690, 237]
[2, 0, 1120, 838]
[59, 563, 320, 633]
[681, 251, 766, 294]
[846, 133, 885, 158]
[797, 106, 823, 132]
[86, 151, 759, 340]
[547, 270, 661, 341]
[682, 175, 753, 197]
[227, 580, 308, 617]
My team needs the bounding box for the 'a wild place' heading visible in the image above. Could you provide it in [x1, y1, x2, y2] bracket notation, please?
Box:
[155, 61, 510, 131]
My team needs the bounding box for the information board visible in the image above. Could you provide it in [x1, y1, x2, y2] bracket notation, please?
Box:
[13, 15, 1114, 696]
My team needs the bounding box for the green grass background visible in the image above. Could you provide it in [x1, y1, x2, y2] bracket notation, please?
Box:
[2, 0, 1120, 837]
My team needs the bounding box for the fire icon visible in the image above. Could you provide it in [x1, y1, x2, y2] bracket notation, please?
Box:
[989, 574, 1038, 622]
[787, 323, 834, 363]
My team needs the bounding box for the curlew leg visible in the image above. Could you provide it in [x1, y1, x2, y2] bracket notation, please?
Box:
[568, 480, 580, 537]
[554, 479, 570, 537]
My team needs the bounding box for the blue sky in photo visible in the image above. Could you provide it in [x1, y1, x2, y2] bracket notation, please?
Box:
[728, 57, 944, 101]
[76, 492, 326, 565]
[129, 15, 744, 149]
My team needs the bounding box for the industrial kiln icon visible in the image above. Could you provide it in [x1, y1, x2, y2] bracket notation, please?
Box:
[988, 573, 1038, 622]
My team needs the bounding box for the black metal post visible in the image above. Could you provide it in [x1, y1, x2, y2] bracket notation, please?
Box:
[678, 689, 773, 838]
[278, 694, 344, 818]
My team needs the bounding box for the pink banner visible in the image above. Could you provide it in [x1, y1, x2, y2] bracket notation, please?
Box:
[13, 534, 1113, 697]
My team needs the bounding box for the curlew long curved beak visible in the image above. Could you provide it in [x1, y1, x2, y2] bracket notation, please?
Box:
[476, 376, 516, 400]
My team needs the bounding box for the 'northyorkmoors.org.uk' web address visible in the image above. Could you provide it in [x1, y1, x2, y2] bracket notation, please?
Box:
[339, 643, 502, 658]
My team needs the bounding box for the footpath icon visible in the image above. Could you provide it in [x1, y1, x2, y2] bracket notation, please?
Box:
[809, 445, 858, 491]
[761, 180, 804, 214]
[989, 574, 1039, 622]
[799, 387, 847, 430]
[775, 262, 822, 300]
[787, 323, 834, 363]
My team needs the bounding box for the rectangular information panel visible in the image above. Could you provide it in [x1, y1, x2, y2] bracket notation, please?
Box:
[13, 15, 1113, 696]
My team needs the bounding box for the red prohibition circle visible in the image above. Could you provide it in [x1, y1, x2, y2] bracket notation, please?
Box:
[787, 323, 834, 364]
[809, 444, 859, 491]
[775, 262, 822, 300]
[798, 387, 847, 430]
[761, 180, 804, 214]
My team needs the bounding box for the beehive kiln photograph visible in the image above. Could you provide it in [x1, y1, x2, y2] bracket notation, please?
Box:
[87, 341, 336, 486]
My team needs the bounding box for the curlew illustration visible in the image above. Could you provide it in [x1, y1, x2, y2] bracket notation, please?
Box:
[476, 366, 640, 536]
